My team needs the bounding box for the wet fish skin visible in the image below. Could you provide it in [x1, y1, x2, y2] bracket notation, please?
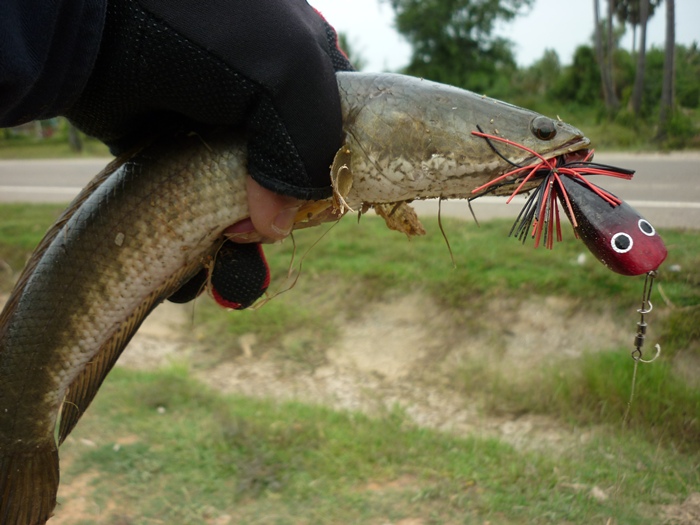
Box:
[336, 72, 589, 205]
[0, 72, 591, 524]
[0, 135, 250, 524]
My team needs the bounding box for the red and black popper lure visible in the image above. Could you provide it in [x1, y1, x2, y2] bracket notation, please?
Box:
[470, 129, 667, 276]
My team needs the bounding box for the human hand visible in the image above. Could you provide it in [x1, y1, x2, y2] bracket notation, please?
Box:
[64, 0, 353, 201]
[225, 177, 304, 244]
[166, 177, 303, 308]
[67, 0, 353, 308]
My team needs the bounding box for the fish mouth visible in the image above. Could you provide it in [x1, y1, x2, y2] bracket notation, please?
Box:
[546, 136, 592, 164]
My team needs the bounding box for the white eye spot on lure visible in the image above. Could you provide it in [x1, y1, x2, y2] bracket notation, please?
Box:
[611, 232, 634, 254]
[638, 219, 655, 237]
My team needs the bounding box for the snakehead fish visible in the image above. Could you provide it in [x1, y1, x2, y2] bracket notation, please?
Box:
[0, 72, 603, 524]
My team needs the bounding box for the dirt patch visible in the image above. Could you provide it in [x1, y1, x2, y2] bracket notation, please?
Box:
[116, 301, 193, 369]
[114, 292, 618, 455]
[52, 471, 110, 525]
[661, 493, 700, 525]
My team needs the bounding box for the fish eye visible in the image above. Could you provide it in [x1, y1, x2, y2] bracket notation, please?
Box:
[611, 232, 634, 254]
[638, 219, 656, 237]
[531, 116, 557, 141]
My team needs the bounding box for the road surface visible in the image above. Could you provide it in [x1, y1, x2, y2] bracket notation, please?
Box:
[0, 152, 698, 229]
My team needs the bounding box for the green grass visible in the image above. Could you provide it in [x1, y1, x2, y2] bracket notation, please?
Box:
[60, 366, 699, 525]
[2, 204, 699, 522]
[506, 98, 700, 152]
[0, 203, 65, 289]
[0, 133, 110, 158]
[460, 350, 700, 453]
[259, 217, 662, 309]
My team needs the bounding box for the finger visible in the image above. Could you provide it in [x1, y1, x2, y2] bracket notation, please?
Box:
[246, 176, 301, 241]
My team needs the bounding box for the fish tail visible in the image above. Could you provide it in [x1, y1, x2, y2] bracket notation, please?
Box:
[0, 442, 59, 525]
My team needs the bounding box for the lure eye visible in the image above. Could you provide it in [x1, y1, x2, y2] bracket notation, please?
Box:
[611, 232, 634, 254]
[638, 219, 656, 237]
[531, 116, 557, 141]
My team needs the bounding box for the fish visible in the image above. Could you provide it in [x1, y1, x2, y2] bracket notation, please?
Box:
[1, 71, 597, 524]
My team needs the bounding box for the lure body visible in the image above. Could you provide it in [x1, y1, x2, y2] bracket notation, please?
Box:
[556, 176, 667, 276]
[468, 130, 667, 276]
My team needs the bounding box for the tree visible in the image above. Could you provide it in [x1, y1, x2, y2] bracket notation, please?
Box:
[383, 0, 533, 92]
[594, 0, 619, 111]
[337, 32, 368, 71]
[552, 45, 602, 107]
[614, 0, 661, 116]
[629, 0, 650, 115]
[614, 0, 661, 54]
[522, 49, 561, 97]
[658, 0, 675, 139]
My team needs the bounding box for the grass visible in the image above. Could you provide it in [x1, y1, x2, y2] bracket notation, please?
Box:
[0, 203, 65, 289]
[257, 217, 666, 310]
[0, 138, 110, 159]
[1, 203, 699, 523]
[460, 350, 700, 453]
[60, 366, 699, 525]
[0, 127, 111, 158]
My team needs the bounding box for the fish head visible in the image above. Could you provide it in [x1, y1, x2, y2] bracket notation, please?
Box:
[557, 176, 667, 276]
[336, 72, 592, 201]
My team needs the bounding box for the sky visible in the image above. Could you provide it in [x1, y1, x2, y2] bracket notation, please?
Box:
[309, 0, 700, 72]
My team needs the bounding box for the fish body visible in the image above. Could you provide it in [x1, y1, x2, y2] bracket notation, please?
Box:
[0, 72, 592, 523]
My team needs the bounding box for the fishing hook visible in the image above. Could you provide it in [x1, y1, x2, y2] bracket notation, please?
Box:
[631, 271, 661, 363]
[623, 271, 662, 426]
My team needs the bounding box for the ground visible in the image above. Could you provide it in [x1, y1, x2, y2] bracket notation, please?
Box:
[1, 291, 695, 523]
[119, 295, 620, 452]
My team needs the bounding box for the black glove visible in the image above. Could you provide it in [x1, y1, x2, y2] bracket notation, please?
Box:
[65, 0, 353, 200]
[168, 240, 270, 310]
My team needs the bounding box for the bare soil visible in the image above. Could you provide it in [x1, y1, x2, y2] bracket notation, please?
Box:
[120, 294, 622, 452]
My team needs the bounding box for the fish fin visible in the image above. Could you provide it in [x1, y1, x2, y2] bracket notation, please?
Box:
[373, 202, 426, 237]
[58, 293, 159, 444]
[0, 153, 131, 339]
[167, 268, 208, 304]
[58, 256, 211, 444]
[0, 441, 59, 525]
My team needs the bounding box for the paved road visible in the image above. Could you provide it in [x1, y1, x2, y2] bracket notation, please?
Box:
[0, 152, 698, 228]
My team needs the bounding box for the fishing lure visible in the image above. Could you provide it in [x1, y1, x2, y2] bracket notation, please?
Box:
[470, 130, 667, 276]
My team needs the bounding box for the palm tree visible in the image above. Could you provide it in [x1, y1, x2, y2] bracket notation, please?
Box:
[594, 0, 619, 111]
[630, 0, 650, 115]
[658, 0, 675, 139]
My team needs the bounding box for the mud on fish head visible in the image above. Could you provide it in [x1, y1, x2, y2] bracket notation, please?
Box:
[557, 176, 668, 276]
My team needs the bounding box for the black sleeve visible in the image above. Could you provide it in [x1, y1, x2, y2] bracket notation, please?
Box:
[0, 0, 106, 126]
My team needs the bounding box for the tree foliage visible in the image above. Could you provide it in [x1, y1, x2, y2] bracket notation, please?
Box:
[614, 0, 662, 53]
[383, 0, 532, 92]
[337, 32, 368, 72]
[383, 0, 697, 147]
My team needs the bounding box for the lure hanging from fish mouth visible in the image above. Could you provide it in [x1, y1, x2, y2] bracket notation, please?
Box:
[469, 129, 667, 276]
